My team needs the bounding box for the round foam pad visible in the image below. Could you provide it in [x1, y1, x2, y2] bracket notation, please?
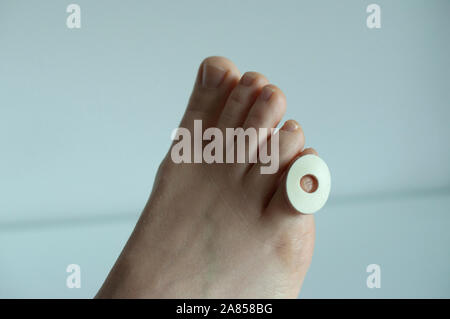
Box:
[286, 154, 331, 214]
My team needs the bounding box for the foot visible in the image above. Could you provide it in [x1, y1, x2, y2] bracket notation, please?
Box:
[97, 57, 317, 298]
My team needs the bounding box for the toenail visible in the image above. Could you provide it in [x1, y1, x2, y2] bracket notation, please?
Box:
[281, 120, 299, 132]
[202, 63, 227, 88]
[241, 73, 255, 86]
[260, 86, 274, 101]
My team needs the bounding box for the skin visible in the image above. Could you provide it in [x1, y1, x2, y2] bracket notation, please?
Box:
[96, 56, 317, 298]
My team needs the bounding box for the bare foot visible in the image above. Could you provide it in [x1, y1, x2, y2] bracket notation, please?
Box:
[97, 57, 317, 298]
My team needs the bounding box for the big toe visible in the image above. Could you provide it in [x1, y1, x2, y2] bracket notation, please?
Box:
[180, 56, 241, 130]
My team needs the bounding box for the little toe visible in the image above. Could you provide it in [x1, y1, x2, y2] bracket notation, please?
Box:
[258, 149, 319, 286]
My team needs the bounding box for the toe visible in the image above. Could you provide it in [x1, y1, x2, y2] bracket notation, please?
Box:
[244, 120, 305, 204]
[243, 85, 287, 171]
[221, 84, 285, 177]
[180, 56, 240, 130]
[243, 84, 287, 131]
[217, 72, 269, 129]
[258, 149, 319, 280]
[265, 148, 319, 216]
[263, 147, 319, 218]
